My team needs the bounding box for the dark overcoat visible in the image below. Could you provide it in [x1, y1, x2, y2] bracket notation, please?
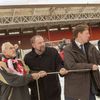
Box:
[24, 47, 63, 100]
[64, 41, 100, 100]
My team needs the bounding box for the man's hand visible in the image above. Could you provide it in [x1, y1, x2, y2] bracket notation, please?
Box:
[59, 68, 68, 75]
[98, 65, 100, 72]
[31, 73, 41, 80]
[38, 71, 47, 78]
[92, 64, 99, 71]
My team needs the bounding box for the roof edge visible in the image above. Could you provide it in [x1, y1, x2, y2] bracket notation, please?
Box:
[0, 4, 100, 9]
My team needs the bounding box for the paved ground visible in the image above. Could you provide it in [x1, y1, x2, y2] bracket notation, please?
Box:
[60, 77, 100, 100]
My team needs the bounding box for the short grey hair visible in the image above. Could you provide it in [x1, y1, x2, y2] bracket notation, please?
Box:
[1, 42, 12, 53]
[30, 35, 43, 44]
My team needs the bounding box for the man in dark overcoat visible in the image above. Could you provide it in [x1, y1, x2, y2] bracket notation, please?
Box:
[64, 24, 100, 100]
[24, 35, 67, 100]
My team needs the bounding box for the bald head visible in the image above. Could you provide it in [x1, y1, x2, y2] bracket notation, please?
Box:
[30, 35, 44, 44]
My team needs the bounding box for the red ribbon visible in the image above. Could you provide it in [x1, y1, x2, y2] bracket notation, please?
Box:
[3, 58, 27, 75]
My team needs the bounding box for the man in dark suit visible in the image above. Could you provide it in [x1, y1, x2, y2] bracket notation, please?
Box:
[64, 24, 100, 100]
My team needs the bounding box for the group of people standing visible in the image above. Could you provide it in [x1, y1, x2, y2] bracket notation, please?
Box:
[0, 23, 100, 100]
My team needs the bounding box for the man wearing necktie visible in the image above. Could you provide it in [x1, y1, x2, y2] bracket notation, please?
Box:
[80, 44, 85, 54]
[64, 24, 100, 100]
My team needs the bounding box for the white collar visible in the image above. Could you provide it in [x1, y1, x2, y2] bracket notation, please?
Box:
[75, 40, 82, 48]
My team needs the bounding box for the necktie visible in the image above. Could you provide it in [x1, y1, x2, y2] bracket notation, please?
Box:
[80, 45, 85, 54]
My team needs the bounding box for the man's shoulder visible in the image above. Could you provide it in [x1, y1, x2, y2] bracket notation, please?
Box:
[64, 43, 72, 50]
[85, 42, 95, 49]
[24, 50, 33, 58]
[46, 47, 58, 53]
[0, 61, 8, 69]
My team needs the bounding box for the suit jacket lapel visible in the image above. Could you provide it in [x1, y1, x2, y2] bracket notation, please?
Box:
[71, 41, 87, 59]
